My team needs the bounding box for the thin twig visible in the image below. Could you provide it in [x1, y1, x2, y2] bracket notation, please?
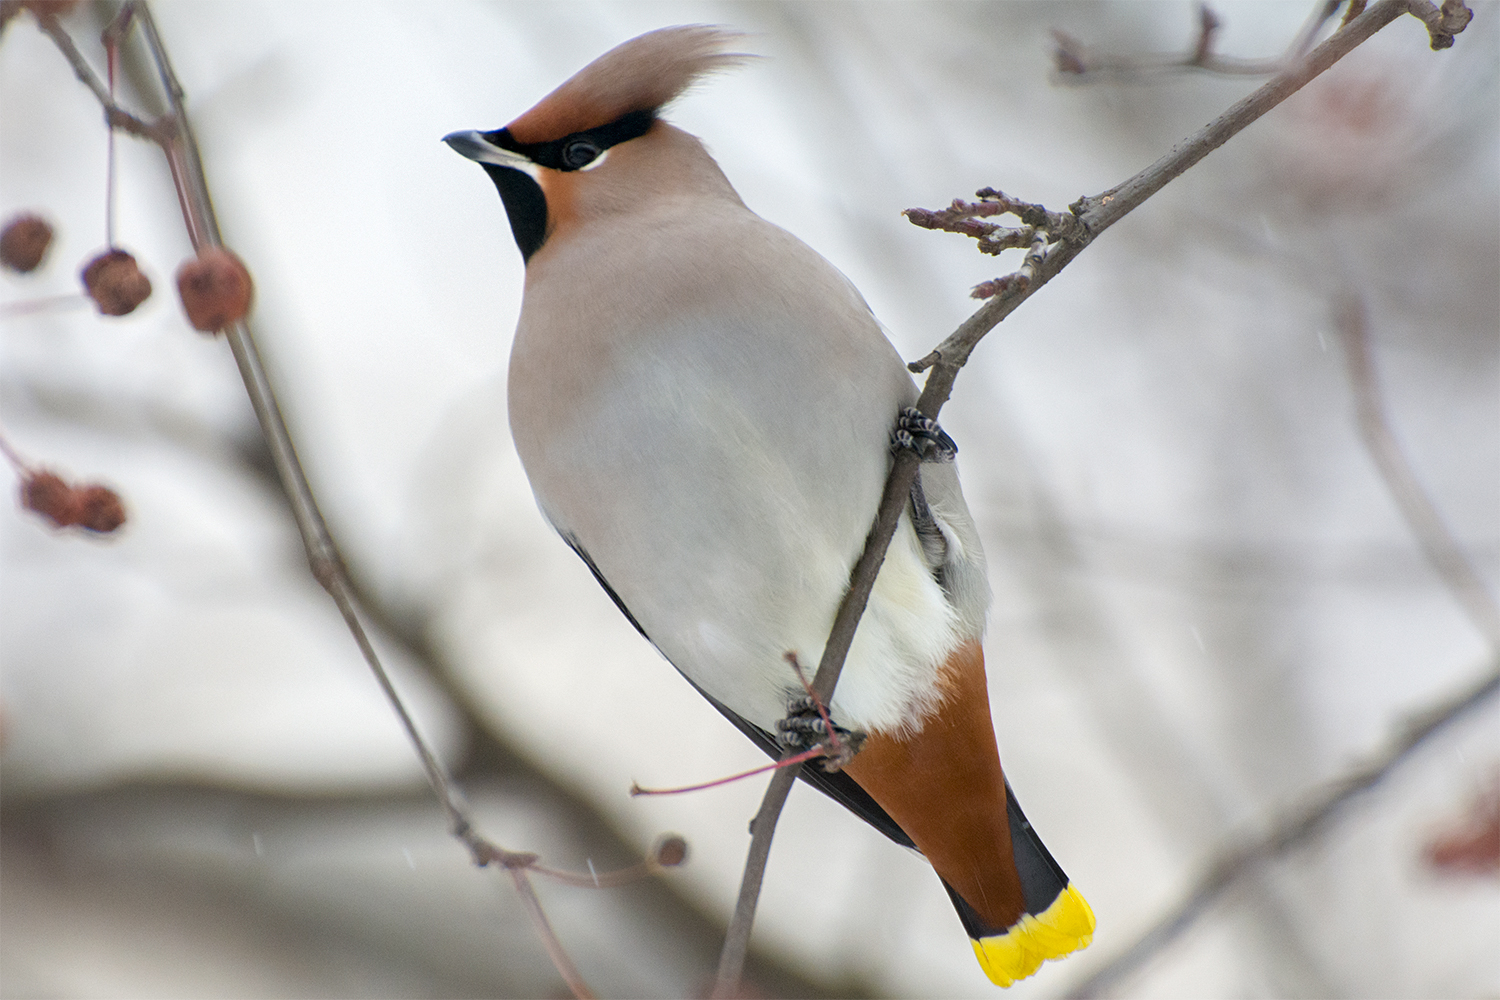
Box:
[1053, 0, 1343, 83]
[912, 0, 1426, 379]
[30, 9, 156, 141]
[1334, 297, 1500, 648]
[0, 422, 33, 475]
[35, 8, 651, 996]
[631, 745, 829, 797]
[100, 32, 622, 994]
[506, 868, 597, 1000]
[710, 1, 1468, 994]
[530, 835, 690, 888]
[104, 23, 117, 248]
[127, 0, 479, 854]
[0, 293, 92, 319]
[1064, 660, 1499, 998]
[1291, 0, 1349, 55]
[712, 762, 802, 998]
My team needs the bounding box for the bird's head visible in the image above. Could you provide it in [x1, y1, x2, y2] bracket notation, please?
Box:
[445, 25, 750, 262]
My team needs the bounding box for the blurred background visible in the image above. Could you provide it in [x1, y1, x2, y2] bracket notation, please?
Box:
[1, 2, 1496, 997]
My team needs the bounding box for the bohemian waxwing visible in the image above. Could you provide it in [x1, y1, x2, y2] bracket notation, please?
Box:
[445, 25, 1093, 988]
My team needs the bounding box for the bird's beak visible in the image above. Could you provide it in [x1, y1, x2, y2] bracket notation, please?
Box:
[443, 130, 532, 170]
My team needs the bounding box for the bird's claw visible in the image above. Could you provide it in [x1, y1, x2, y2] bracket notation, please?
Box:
[892, 406, 957, 462]
[776, 695, 865, 771]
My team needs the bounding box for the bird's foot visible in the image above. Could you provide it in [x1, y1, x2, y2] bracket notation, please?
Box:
[892, 406, 957, 462]
[776, 696, 866, 771]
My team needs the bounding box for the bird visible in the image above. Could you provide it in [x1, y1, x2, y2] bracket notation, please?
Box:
[445, 25, 1093, 988]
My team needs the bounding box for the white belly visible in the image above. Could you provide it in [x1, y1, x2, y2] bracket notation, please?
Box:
[509, 209, 969, 734]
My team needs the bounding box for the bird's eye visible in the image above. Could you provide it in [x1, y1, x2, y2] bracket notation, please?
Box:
[561, 137, 601, 170]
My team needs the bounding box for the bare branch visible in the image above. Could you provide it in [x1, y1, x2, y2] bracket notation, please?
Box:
[1407, 0, 1474, 48]
[0, 292, 90, 319]
[31, 7, 720, 995]
[1065, 661, 1499, 998]
[0, 422, 35, 475]
[712, 1, 1472, 994]
[530, 835, 690, 889]
[42, 0, 499, 872]
[506, 867, 597, 1000]
[121, 0, 484, 850]
[632, 745, 829, 797]
[1286, 1, 1347, 61]
[1334, 297, 1500, 649]
[914, 0, 1435, 381]
[712, 763, 802, 998]
[1053, 0, 1343, 82]
[30, 8, 157, 140]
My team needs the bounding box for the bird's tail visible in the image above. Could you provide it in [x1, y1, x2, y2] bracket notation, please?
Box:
[837, 638, 1093, 987]
[944, 783, 1095, 987]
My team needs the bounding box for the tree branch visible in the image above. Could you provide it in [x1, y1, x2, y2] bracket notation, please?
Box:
[1335, 296, 1500, 649]
[31, 7, 158, 141]
[1052, 1, 1343, 82]
[124, 0, 480, 852]
[507, 867, 597, 1000]
[1064, 660, 1499, 998]
[122, 10, 613, 994]
[711, 1, 1472, 994]
[34, 6, 698, 995]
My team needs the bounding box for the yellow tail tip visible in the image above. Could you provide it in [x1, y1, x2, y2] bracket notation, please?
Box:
[970, 884, 1095, 988]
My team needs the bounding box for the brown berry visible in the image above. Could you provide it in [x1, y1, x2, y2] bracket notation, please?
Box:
[74, 484, 127, 533]
[176, 246, 252, 333]
[18, 471, 126, 533]
[1, 214, 53, 273]
[654, 834, 688, 868]
[21, 470, 80, 528]
[82, 249, 152, 316]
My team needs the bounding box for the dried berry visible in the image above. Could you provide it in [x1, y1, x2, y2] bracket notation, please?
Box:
[75, 484, 127, 533]
[82, 249, 152, 316]
[18, 470, 126, 533]
[0, 214, 53, 273]
[176, 246, 252, 333]
[655, 835, 688, 868]
[21, 470, 76, 527]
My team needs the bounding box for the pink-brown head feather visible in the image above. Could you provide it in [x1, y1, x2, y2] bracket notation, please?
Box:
[506, 25, 751, 145]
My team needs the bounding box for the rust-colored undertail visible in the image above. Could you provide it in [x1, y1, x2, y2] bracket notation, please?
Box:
[841, 639, 1094, 986]
[841, 639, 1025, 929]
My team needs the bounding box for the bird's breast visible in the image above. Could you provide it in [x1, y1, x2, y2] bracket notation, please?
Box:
[507, 206, 958, 732]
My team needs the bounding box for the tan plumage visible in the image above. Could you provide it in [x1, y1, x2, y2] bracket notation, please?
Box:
[446, 25, 1092, 987]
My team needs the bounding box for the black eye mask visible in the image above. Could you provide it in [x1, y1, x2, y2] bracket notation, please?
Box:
[482, 108, 656, 172]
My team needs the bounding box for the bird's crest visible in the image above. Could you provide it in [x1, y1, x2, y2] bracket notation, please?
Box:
[506, 26, 751, 145]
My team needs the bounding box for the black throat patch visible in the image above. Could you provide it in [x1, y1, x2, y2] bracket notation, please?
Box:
[481, 164, 547, 262]
[478, 108, 657, 261]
